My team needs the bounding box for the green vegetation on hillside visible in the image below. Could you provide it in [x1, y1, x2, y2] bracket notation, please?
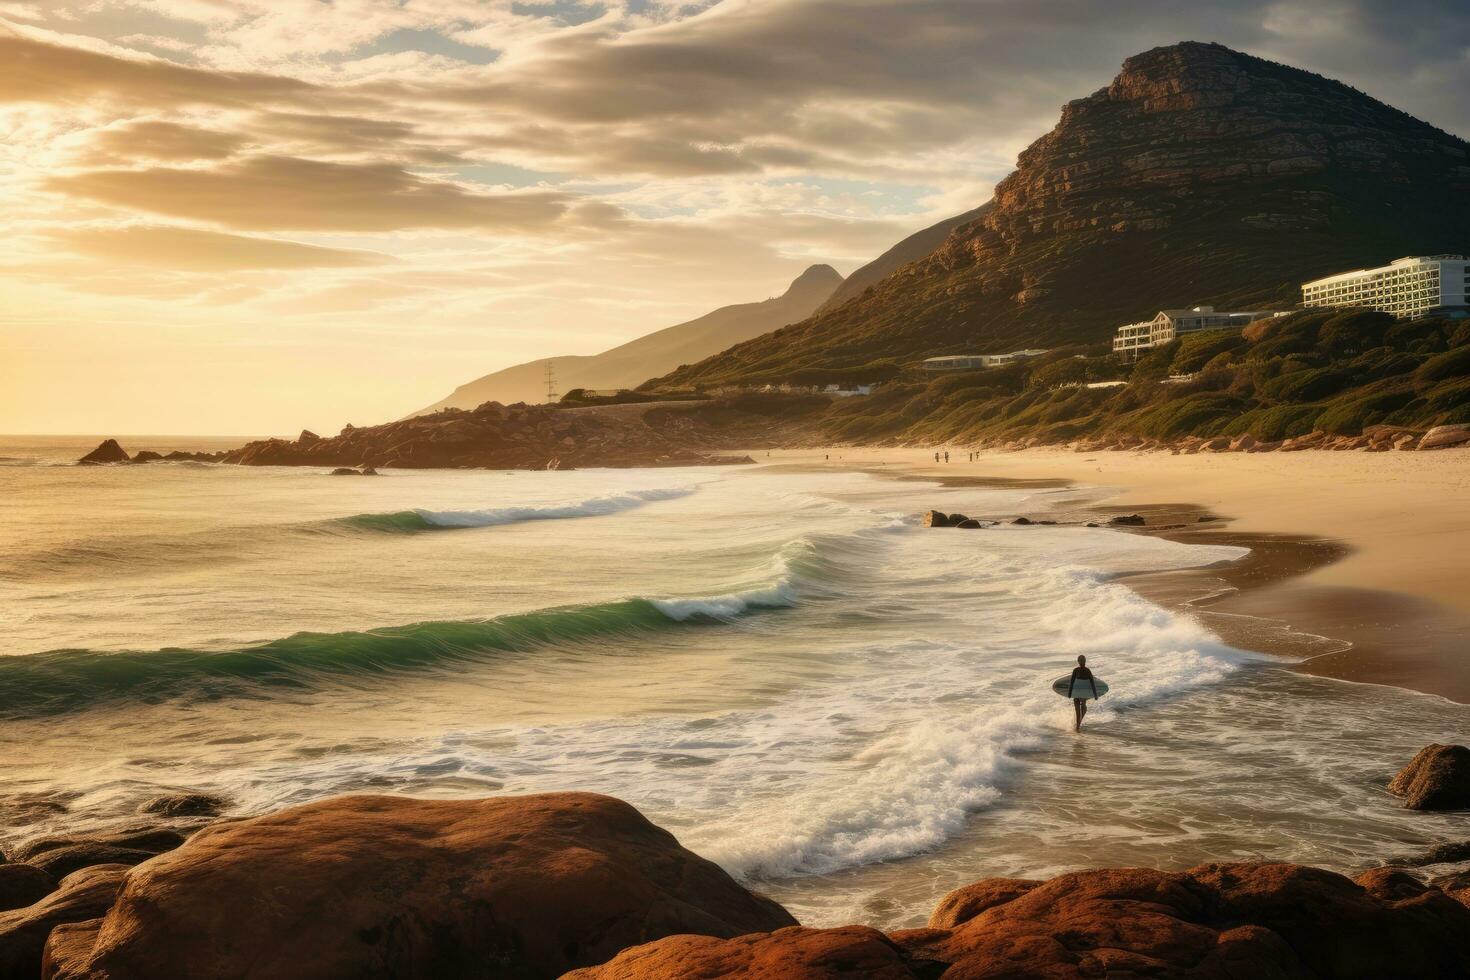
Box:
[794, 309, 1470, 446]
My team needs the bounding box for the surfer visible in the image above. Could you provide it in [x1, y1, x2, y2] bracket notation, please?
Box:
[1067, 655, 1100, 732]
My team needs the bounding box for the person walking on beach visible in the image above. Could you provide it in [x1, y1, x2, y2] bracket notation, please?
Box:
[1067, 655, 1100, 732]
[944, 451, 950, 463]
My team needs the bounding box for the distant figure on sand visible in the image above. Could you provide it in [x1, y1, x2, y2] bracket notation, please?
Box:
[1068, 655, 1100, 732]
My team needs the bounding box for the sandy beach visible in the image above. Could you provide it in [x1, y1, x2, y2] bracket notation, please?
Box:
[758, 446, 1470, 703]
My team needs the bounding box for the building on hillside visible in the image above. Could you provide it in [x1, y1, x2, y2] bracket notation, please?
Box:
[1112, 306, 1276, 360]
[921, 349, 1049, 372]
[1301, 255, 1470, 320]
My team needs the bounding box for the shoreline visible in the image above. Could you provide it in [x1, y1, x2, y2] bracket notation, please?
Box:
[752, 447, 1470, 704]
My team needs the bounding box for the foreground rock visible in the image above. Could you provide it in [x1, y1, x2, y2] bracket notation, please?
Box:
[0, 866, 127, 979]
[586, 864, 1470, 978]
[1389, 744, 1470, 810]
[564, 926, 938, 979]
[76, 441, 128, 465]
[0, 865, 54, 913]
[49, 793, 795, 979]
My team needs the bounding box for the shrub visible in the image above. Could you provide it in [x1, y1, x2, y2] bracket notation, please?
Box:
[1260, 367, 1350, 402]
[1171, 329, 1248, 374]
[1224, 404, 1323, 440]
[1316, 310, 1393, 356]
[1413, 346, 1470, 390]
[1314, 388, 1416, 435]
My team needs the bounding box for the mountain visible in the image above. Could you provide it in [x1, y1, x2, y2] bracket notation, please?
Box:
[817, 202, 991, 311]
[411, 264, 842, 415]
[650, 41, 1470, 390]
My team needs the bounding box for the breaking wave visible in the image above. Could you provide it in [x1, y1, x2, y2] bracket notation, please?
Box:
[334, 487, 698, 533]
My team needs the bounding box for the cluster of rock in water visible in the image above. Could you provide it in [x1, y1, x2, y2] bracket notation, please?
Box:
[921, 510, 1147, 530]
[1, 747, 1466, 978]
[77, 398, 765, 472]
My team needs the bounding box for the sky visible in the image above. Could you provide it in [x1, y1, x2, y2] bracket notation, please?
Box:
[3, 0, 1468, 435]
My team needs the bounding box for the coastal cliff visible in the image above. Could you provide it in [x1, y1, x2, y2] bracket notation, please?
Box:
[651, 41, 1470, 389]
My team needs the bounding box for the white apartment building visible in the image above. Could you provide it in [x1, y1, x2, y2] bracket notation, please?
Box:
[921, 349, 1049, 372]
[1112, 306, 1275, 359]
[1301, 255, 1470, 320]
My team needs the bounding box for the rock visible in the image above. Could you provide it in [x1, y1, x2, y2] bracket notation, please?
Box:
[329, 467, 361, 476]
[1402, 839, 1470, 866]
[55, 793, 796, 979]
[0, 865, 54, 913]
[11, 829, 184, 865]
[298, 429, 320, 444]
[31, 845, 157, 882]
[42, 918, 101, 980]
[1418, 424, 1470, 450]
[946, 513, 969, 525]
[77, 440, 128, 465]
[954, 519, 984, 529]
[128, 451, 162, 464]
[359, 466, 379, 476]
[891, 862, 1470, 978]
[1012, 516, 1034, 525]
[0, 865, 128, 979]
[927, 878, 1040, 928]
[1389, 744, 1470, 810]
[1109, 513, 1146, 526]
[563, 925, 937, 980]
[1430, 869, 1470, 910]
[1199, 435, 1231, 451]
[920, 510, 951, 528]
[1229, 433, 1257, 451]
[138, 793, 228, 818]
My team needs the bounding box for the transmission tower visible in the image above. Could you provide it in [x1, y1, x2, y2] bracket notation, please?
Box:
[544, 360, 559, 403]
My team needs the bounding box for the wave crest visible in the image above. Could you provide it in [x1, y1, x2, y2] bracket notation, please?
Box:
[336, 487, 696, 533]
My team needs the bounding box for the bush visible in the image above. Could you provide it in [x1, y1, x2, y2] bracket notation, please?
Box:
[1316, 310, 1393, 356]
[1313, 388, 1416, 435]
[1172, 330, 1248, 374]
[1133, 393, 1248, 439]
[1224, 404, 1322, 440]
[1260, 367, 1350, 402]
[1413, 346, 1470, 390]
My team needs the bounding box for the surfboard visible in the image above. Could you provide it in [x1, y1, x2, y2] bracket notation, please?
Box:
[1052, 674, 1108, 699]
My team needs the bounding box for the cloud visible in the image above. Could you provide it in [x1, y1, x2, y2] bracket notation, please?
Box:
[0, 32, 319, 108]
[49, 225, 393, 270]
[45, 155, 583, 232]
[85, 119, 243, 161]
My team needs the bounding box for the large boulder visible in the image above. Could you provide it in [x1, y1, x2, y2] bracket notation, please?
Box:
[0, 865, 54, 913]
[563, 926, 937, 980]
[10, 829, 184, 866]
[0, 865, 128, 979]
[77, 441, 128, 465]
[50, 793, 796, 980]
[1418, 424, 1470, 450]
[1389, 744, 1470, 810]
[920, 510, 951, 528]
[890, 863, 1470, 979]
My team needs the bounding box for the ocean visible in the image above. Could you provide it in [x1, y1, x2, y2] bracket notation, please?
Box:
[1, 436, 1465, 927]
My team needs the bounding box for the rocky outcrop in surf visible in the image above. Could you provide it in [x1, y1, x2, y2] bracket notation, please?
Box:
[1390, 744, 1470, 811]
[216, 400, 766, 471]
[16, 792, 1470, 980]
[74, 441, 223, 466]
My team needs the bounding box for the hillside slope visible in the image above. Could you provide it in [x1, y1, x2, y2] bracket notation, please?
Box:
[651, 41, 1470, 389]
[818, 203, 991, 311]
[412, 265, 842, 414]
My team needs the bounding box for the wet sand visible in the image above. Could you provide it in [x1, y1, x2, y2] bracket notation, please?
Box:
[755, 447, 1470, 704]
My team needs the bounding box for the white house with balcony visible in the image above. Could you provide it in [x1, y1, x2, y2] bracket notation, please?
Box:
[1301, 255, 1470, 320]
[1112, 306, 1276, 360]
